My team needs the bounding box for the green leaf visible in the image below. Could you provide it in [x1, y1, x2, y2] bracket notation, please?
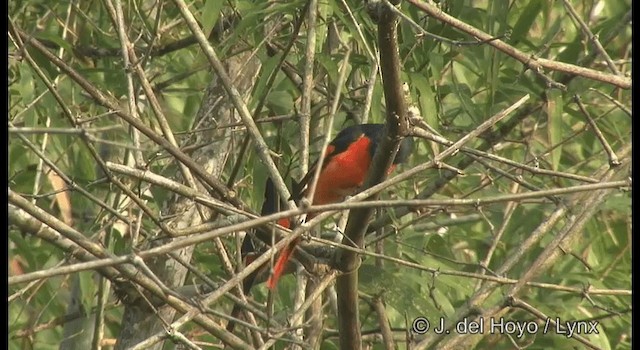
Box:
[201, 0, 224, 37]
[26, 47, 59, 82]
[369, 81, 384, 122]
[510, 0, 542, 44]
[78, 271, 97, 312]
[266, 91, 294, 116]
[546, 89, 564, 171]
[251, 54, 282, 111]
[428, 52, 444, 82]
[598, 193, 631, 212]
[316, 53, 341, 88]
[408, 72, 438, 133]
[450, 62, 482, 125]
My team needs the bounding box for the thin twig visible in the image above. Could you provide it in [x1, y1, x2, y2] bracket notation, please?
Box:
[476, 182, 519, 289]
[587, 88, 632, 118]
[385, 0, 507, 47]
[573, 94, 621, 166]
[9, 125, 123, 134]
[304, 46, 353, 208]
[507, 296, 602, 350]
[411, 127, 600, 183]
[561, 0, 622, 76]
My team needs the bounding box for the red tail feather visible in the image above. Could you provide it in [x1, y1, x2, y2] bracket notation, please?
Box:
[266, 237, 300, 289]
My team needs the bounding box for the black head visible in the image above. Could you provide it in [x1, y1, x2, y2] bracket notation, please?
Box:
[335, 123, 413, 165]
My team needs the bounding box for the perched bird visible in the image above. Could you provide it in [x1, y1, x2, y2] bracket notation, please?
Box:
[265, 123, 413, 289]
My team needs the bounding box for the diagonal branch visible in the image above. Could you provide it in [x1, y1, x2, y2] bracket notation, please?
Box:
[405, 0, 631, 89]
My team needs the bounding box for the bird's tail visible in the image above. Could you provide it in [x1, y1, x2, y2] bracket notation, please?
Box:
[266, 236, 300, 289]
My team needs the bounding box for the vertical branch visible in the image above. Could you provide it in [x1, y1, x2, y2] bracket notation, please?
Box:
[109, 0, 145, 167]
[298, 2, 319, 347]
[297, 44, 352, 349]
[302, 47, 353, 208]
[334, 2, 409, 349]
[304, 281, 324, 349]
[299, 0, 318, 178]
[91, 275, 110, 350]
[372, 295, 395, 350]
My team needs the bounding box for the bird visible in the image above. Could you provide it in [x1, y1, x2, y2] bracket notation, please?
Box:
[265, 123, 413, 289]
